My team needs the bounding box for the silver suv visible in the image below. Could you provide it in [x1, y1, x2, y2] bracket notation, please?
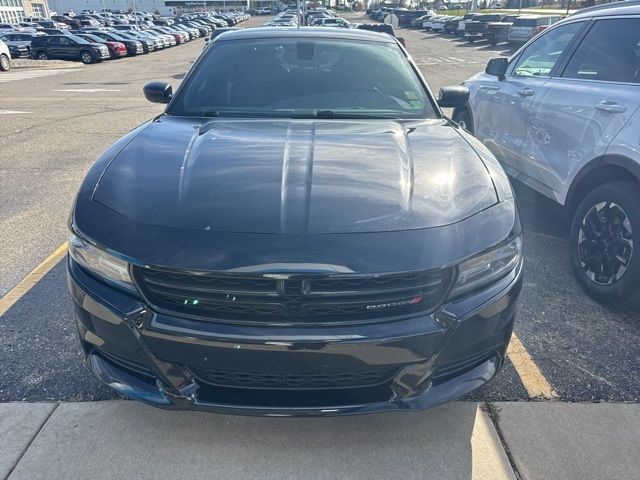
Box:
[454, 1, 640, 306]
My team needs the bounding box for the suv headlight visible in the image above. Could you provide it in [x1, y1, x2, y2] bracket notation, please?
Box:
[68, 233, 136, 292]
[450, 236, 522, 297]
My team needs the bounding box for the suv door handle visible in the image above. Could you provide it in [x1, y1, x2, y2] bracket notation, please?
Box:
[518, 88, 535, 97]
[595, 101, 626, 114]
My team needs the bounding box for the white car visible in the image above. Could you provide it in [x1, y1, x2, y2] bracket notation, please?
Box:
[424, 16, 443, 30]
[431, 17, 448, 32]
[0, 40, 10, 72]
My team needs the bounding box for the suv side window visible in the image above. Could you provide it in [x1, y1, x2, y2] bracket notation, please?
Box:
[512, 22, 583, 77]
[562, 18, 640, 83]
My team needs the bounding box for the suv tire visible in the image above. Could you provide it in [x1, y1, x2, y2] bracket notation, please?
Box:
[570, 181, 640, 306]
[35, 51, 48, 60]
[0, 53, 10, 71]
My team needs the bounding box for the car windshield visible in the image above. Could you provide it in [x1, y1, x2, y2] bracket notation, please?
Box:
[169, 37, 435, 119]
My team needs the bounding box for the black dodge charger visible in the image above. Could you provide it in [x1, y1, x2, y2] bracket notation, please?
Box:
[67, 28, 523, 415]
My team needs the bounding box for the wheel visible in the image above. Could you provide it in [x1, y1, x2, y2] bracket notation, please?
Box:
[570, 181, 640, 306]
[452, 109, 473, 134]
[35, 51, 48, 60]
[0, 54, 10, 71]
[80, 51, 94, 64]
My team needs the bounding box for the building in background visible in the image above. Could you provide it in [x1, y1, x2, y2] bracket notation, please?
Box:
[0, 0, 25, 23]
[46, 0, 249, 15]
[23, 0, 50, 16]
[48, 0, 168, 14]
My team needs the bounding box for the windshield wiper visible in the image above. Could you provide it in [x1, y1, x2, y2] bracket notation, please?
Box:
[311, 110, 401, 119]
[198, 110, 401, 120]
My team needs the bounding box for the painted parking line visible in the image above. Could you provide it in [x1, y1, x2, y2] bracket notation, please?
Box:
[507, 332, 558, 400]
[0, 110, 32, 114]
[1, 242, 558, 401]
[0, 68, 81, 83]
[52, 89, 121, 93]
[0, 242, 67, 317]
[415, 57, 483, 66]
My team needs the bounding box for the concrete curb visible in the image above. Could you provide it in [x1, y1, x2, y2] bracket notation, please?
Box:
[2, 400, 639, 480]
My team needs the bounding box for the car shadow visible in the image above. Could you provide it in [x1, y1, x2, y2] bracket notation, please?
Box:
[511, 179, 568, 239]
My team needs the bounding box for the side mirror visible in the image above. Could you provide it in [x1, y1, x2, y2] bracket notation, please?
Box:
[437, 85, 469, 109]
[485, 57, 508, 79]
[143, 81, 172, 104]
[204, 36, 210, 42]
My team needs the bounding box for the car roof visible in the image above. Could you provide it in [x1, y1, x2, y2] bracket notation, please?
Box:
[570, 0, 640, 19]
[215, 26, 396, 43]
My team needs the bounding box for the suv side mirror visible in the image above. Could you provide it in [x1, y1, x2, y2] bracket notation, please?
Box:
[485, 57, 508, 79]
[143, 81, 172, 103]
[437, 86, 469, 109]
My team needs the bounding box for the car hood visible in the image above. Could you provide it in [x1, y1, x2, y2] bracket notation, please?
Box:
[93, 116, 498, 234]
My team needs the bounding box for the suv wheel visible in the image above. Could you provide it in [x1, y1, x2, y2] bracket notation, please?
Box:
[453, 109, 473, 134]
[570, 181, 640, 306]
[80, 51, 94, 64]
[35, 51, 48, 60]
[0, 53, 10, 71]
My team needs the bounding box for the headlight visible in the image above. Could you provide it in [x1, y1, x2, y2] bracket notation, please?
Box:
[450, 236, 522, 297]
[68, 233, 136, 292]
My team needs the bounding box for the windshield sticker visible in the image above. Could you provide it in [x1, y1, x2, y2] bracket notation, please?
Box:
[405, 91, 418, 100]
[410, 100, 424, 109]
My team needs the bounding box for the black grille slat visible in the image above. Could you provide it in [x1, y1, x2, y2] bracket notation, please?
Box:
[133, 266, 453, 324]
[189, 366, 398, 389]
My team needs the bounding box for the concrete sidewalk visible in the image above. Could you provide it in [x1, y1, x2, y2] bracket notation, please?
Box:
[1, 401, 638, 480]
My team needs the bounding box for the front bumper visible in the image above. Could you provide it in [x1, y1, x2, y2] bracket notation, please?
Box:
[68, 258, 522, 416]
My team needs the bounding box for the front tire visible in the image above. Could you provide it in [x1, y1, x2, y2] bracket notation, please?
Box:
[570, 181, 640, 306]
[35, 51, 48, 60]
[0, 53, 10, 71]
[80, 51, 94, 64]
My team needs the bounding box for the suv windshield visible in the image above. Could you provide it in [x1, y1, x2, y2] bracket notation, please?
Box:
[169, 37, 435, 119]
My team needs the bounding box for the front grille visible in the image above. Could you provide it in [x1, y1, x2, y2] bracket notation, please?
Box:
[133, 266, 453, 325]
[189, 366, 398, 390]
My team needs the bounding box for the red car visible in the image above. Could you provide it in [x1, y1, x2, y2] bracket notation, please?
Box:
[76, 33, 127, 59]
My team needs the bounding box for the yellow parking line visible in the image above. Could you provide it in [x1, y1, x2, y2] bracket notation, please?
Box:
[507, 332, 558, 400]
[0, 242, 68, 317]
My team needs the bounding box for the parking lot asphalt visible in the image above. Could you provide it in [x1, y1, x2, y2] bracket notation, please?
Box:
[0, 13, 639, 404]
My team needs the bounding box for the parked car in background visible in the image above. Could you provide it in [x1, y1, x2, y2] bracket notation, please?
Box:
[75, 33, 127, 58]
[30, 34, 110, 63]
[86, 30, 144, 55]
[444, 16, 463, 34]
[400, 9, 435, 27]
[411, 13, 435, 28]
[52, 15, 82, 29]
[313, 17, 351, 27]
[457, 13, 481, 37]
[356, 23, 406, 47]
[113, 30, 158, 52]
[0, 39, 11, 71]
[456, 3, 640, 305]
[508, 15, 561, 45]
[463, 14, 502, 42]
[485, 14, 519, 45]
[424, 15, 445, 30]
[430, 16, 449, 32]
[0, 31, 42, 56]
